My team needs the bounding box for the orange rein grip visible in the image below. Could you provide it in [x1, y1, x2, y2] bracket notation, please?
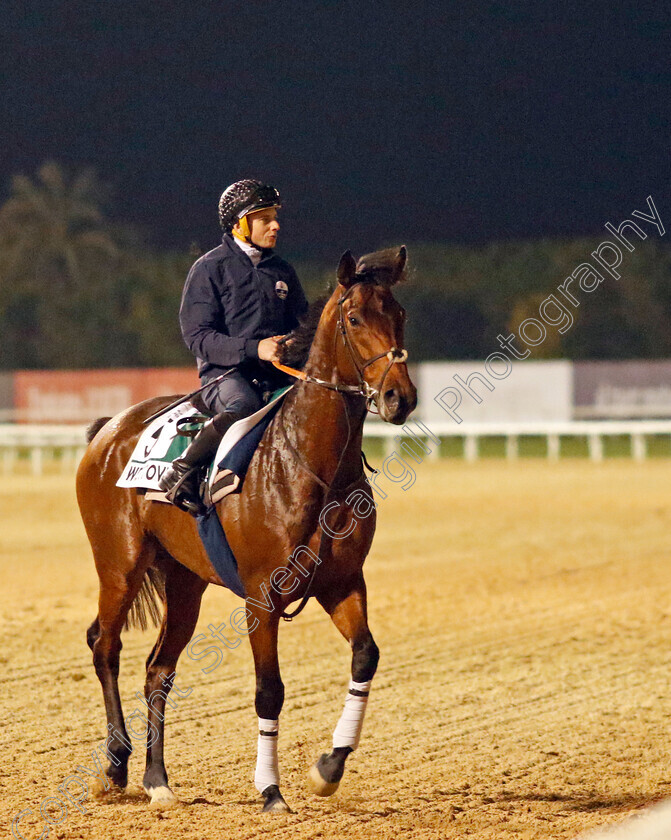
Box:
[271, 361, 307, 381]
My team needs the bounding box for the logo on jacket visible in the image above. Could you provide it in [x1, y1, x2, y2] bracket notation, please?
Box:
[275, 280, 288, 300]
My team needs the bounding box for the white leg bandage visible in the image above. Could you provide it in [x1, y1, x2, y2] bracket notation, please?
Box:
[332, 679, 372, 750]
[254, 717, 280, 793]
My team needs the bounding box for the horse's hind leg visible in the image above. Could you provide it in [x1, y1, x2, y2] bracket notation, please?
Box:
[309, 573, 379, 796]
[142, 554, 207, 807]
[86, 617, 100, 651]
[90, 536, 157, 791]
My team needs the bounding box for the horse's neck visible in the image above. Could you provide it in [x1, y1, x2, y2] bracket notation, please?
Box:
[281, 302, 366, 489]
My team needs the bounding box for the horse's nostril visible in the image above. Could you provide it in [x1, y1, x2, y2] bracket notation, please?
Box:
[384, 388, 399, 408]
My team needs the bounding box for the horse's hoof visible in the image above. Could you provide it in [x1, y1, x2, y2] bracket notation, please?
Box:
[307, 763, 340, 797]
[144, 785, 179, 809]
[261, 784, 292, 813]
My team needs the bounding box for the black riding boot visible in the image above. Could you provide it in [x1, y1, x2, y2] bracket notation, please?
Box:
[159, 412, 240, 516]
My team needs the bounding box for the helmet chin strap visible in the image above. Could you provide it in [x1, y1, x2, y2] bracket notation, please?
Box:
[232, 215, 263, 250]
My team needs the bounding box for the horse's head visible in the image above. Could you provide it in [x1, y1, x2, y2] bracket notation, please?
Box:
[332, 246, 417, 424]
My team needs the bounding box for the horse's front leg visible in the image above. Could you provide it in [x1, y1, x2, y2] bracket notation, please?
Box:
[248, 607, 291, 813]
[309, 573, 379, 796]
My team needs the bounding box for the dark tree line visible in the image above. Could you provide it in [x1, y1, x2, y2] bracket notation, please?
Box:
[394, 239, 671, 361]
[1, 163, 670, 369]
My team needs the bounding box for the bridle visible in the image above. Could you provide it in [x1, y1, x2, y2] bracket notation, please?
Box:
[274, 278, 407, 621]
[274, 280, 408, 412]
[335, 282, 408, 411]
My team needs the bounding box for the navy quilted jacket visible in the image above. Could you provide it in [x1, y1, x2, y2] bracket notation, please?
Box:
[179, 234, 308, 379]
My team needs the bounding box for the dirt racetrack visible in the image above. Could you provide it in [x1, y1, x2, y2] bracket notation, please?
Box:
[2, 459, 671, 840]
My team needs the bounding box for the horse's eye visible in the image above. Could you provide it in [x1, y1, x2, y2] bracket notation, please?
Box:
[348, 315, 360, 326]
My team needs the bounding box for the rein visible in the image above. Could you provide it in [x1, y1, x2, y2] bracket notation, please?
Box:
[272, 281, 408, 412]
[276, 389, 364, 622]
[271, 360, 363, 395]
[272, 279, 404, 621]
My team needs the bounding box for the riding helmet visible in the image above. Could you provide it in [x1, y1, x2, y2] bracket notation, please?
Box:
[218, 180, 281, 231]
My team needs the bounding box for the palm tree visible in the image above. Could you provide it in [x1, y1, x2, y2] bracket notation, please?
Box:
[0, 162, 121, 367]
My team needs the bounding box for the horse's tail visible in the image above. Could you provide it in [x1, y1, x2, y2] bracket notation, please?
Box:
[124, 566, 166, 632]
[85, 417, 112, 443]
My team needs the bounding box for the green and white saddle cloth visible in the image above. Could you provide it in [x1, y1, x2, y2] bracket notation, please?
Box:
[117, 387, 292, 502]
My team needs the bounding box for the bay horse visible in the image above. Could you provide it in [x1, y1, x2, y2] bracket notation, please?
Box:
[76, 246, 417, 813]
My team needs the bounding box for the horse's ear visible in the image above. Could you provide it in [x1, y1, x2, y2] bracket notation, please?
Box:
[392, 245, 407, 284]
[337, 250, 357, 287]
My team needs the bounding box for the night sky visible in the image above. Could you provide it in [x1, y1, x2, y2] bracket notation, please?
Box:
[2, 1, 670, 261]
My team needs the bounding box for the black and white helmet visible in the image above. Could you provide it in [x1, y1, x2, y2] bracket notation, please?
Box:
[218, 180, 281, 231]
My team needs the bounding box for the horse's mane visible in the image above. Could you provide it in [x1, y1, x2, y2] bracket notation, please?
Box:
[279, 295, 329, 369]
[279, 247, 407, 370]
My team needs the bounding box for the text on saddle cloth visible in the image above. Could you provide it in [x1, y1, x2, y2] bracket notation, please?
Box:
[116, 386, 293, 492]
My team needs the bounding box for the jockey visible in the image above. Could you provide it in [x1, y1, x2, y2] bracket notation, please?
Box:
[159, 179, 309, 514]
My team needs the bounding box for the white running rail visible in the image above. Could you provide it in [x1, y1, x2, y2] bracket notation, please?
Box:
[2, 420, 671, 474]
